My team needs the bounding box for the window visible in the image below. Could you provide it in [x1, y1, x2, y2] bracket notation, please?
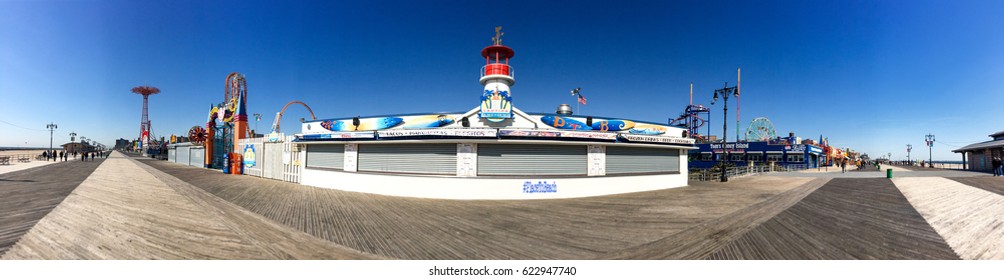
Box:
[748, 154, 762, 162]
[766, 154, 782, 162]
[730, 154, 744, 161]
[786, 154, 804, 162]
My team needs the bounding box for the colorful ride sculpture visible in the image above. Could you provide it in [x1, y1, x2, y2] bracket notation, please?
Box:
[204, 72, 249, 172]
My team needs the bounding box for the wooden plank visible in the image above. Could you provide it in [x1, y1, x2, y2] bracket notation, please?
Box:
[2, 153, 374, 260]
[705, 178, 959, 259]
[896, 177, 1004, 259]
[0, 160, 103, 256]
[137, 159, 816, 259]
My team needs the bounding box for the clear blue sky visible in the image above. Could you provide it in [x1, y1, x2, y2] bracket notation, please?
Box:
[1, 0, 1002, 160]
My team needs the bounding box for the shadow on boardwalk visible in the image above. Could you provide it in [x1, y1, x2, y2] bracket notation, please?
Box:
[706, 178, 959, 259]
[0, 159, 104, 255]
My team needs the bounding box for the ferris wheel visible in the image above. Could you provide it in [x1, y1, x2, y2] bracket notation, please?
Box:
[746, 117, 777, 142]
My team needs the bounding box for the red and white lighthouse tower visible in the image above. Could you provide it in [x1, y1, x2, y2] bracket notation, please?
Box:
[479, 26, 516, 122]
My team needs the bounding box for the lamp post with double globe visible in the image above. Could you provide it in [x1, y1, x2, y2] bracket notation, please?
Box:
[711, 82, 738, 182]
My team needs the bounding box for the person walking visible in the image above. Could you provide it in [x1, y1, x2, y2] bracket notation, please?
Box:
[998, 156, 1004, 176]
[840, 158, 846, 173]
[993, 156, 1002, 176]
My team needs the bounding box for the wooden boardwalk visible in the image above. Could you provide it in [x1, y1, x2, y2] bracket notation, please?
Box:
[2, 153, 373, 259]
[603, 178, 829, 259]
[896, 177, 1004, 259]
[138, 159, 814, 259]
[7, 152, 989, 259]
[705, 178, 959, 259]
[0, 159, 103, 255]
[948, 176, 1004, 196]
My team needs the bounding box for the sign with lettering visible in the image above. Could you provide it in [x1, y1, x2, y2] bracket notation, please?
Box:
[479, 88, 513, 122]
[559, 131, 618, 140]
[299, 132, 375, 140]
[785, 144, 806, 153]
[378, 128, 497, 138]
[499, 129, 617, 140]
[808, 146, 823, 154]
[523, 181, 557, 193]
[619, 134, 696, 145]
[499, 129, 560, 137]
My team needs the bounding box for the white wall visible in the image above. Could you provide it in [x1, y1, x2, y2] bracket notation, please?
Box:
[301, 168, 687, 200]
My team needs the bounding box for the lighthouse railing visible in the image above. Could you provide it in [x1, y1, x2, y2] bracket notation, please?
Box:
[481, 64, 514, 79]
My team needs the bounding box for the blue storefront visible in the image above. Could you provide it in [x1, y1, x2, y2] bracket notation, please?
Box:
[689, 141, 824, 169]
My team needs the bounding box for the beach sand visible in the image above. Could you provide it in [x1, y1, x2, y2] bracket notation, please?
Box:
[0, 150, 61, 175]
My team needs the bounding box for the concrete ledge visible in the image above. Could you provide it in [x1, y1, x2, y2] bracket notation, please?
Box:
[302, 168, 688, 200]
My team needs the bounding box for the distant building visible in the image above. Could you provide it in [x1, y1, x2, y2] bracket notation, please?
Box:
[690, 139, 825, 169]
[114, 138, 130, 150]
[952, 130, 1004, 172]
[61, 142, 94, 154]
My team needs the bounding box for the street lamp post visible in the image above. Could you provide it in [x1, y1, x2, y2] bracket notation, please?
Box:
[907, 144, 912, 165]
[46, 123, 57, 161]
[253, 113, 262, 136]
[711, 82, 739, 182]
[925, 134, 935, 168]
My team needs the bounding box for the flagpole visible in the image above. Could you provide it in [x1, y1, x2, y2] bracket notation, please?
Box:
[571, 87, 581, 115]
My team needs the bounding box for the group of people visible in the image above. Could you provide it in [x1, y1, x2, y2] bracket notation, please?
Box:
[40, 150, 104, 162]
[993, 156, 1003, 176]
[41, 150, 68, 161]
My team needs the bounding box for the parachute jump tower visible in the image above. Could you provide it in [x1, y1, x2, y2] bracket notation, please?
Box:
[132, 85, 160, 152]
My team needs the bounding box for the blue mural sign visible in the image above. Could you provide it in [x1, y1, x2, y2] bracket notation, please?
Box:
[522, 181, 557, 193]
[243, 144, 256, 168]
[480, 89, 512, 121]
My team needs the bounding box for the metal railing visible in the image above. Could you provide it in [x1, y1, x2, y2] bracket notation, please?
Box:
[480, 64, 514, 79]
[689, 163, 809, 181]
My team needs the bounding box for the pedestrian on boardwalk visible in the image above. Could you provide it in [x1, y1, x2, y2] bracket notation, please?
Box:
[90, 152, 95, 161]
[993, 156, 1002, 176]
[998, 156, 1004, 176]
[840, 158, 846, 173]
[59, 151, 63, 161]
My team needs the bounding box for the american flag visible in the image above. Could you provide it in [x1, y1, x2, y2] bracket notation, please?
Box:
[576, 93, 587, 105]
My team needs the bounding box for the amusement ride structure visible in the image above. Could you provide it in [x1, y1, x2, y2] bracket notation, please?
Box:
[271, 101, 317, 134]
[200, 72, 250, 169]
[132, 85, 161, 152]
[670, 83, 711, 141]
[745, 117, 777, 142]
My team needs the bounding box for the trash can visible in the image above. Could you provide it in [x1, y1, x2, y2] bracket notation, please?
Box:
[222, 153, 231, 174]
[886, 168, 893, 179]
[231, 153, 243, 175]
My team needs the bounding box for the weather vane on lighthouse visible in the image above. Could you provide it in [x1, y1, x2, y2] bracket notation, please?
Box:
[492, 26, 504, 45]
